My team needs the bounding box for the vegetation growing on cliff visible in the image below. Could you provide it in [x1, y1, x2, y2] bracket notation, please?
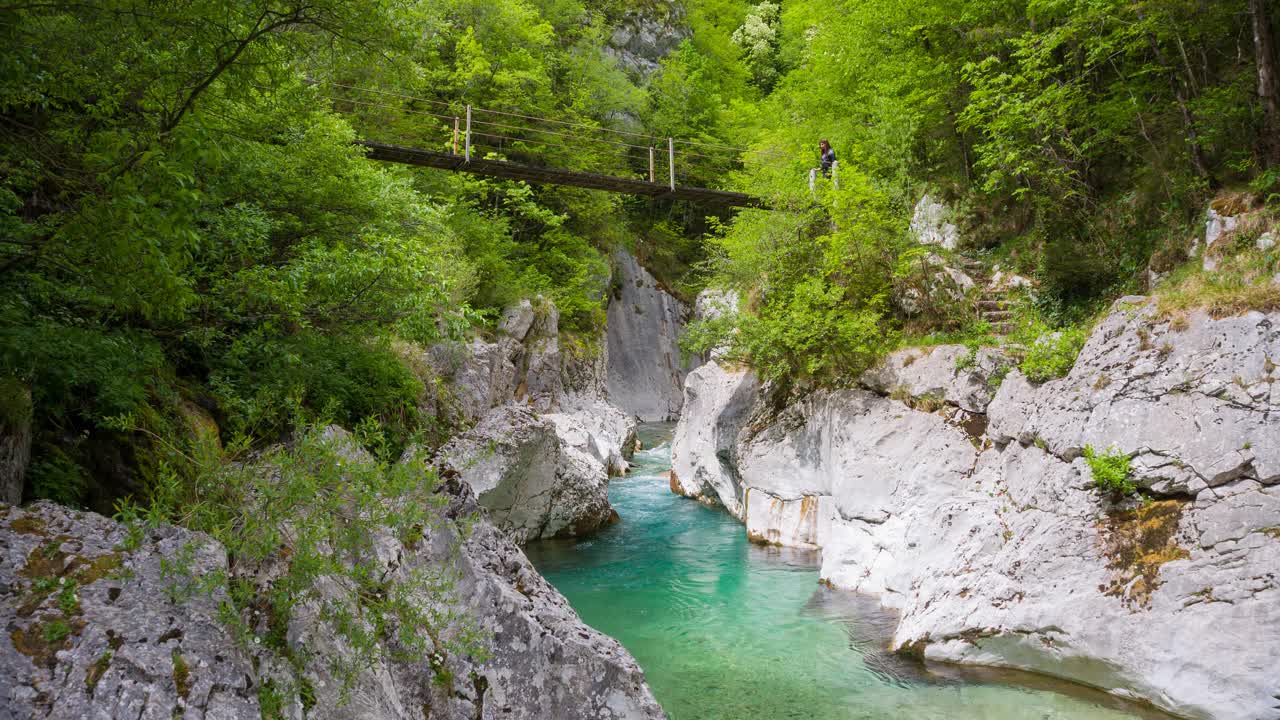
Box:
[684, 0, 1280, 384]
[3, 0, 1278, 543]
[1084, 445, 1137, 498]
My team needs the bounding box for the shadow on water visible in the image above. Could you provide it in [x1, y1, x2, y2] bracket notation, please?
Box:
[800, 586, 1176, 720]
[526, 423, 1177, 720]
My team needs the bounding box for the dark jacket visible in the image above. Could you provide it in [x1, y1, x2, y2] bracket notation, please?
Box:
[820, 147, 837, 176]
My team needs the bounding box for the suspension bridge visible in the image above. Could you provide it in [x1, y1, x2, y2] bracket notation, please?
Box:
[323, 83, 766, 208]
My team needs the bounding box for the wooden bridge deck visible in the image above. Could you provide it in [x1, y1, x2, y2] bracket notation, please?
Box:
[358, 141, 762, 208]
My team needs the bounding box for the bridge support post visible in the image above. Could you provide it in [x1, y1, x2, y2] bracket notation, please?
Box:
[464, 105, 472, 162]
[668, 138, 675, 191]
[649, 146, 655, 183]
[453, 116, 460, 155]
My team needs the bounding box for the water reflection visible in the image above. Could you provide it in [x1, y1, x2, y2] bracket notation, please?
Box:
[525, 423, 1170, 720]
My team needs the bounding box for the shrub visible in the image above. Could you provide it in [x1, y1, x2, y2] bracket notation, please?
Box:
[734, 277, 893, 383]
[1019, 326, 1088, 382]
[210, 332, 423, 440]
[28, 446, 89, 507]
[1084, 445, 1136, 497]
[117, 425, 490, 704]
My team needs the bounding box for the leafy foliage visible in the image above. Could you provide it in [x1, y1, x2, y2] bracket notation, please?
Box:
[691, 0, 1279, 383]
[1, 0, 673, 506]
[1017, 326, 1090, 383]
[116, 425, 489, 703]
[1084, 445, 1137, 498]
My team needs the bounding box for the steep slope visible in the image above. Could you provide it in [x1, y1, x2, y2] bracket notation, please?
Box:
[606, 252, 694, 422]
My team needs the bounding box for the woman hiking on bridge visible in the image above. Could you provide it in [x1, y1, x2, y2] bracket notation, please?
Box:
[809, 139, 839, 192]
[818, 139, 837, 177]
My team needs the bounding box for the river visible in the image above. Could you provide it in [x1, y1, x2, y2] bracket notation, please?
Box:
[525, 423, 1167, 720]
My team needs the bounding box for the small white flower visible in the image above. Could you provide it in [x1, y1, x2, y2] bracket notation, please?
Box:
[253, 636, 261, 645]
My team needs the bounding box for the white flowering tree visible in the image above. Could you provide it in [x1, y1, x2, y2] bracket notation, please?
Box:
[731, 1, 782, 91]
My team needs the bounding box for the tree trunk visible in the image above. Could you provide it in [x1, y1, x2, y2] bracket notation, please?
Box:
[0, 381, 32, 505]
[1252, 0, 1280, 166]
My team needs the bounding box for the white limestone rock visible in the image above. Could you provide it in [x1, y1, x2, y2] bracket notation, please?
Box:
[735, 389, 980, 595]
[988, 266, 1035, 290]
[672, 299, 1280, 719]
[0, 479, 665, 720]
[890, 443, 1280, 720]
[498, 298, 536, 341]
[693, 288, 738, 322]
[425, 339, 521, 425]
[1203, 206, 1241, 271]
[895, 253, 976, 316]
[743, 487, 823, 548]
[987, 298, 1279, 489]
[860, 344, 1009, 414]
[545, 402, 637, 478]
[910, 195, 960, 250]
[437, 406, 613, 544]
[605, 2, 690, 79]
[668, 361, 757, 516]
[690, 288, 739, 362]
[0, 501, 259, 720]
[1257, 230, 1276, 252]
[606, 252, 692, 421]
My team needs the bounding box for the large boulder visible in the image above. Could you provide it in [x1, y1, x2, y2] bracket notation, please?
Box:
[1, 482, 665, 720]
[436, 406, 614, 544]
[668, 362, 757, 516]
[606, 252, 692, 422]
[910, 195, 959, 250]
[544, 403, 637, 478]
[670, 298, 1280, 720]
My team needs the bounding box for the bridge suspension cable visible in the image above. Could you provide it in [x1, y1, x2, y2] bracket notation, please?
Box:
[318, 81, 772, 204]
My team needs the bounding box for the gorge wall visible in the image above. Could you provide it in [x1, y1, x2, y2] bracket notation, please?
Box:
[425, 295, 638, 543]
[0, 465, 664, 720]
[0, 286, 670, 719]
[606, 251, 693, 422]
[671, 295, 1280, 720]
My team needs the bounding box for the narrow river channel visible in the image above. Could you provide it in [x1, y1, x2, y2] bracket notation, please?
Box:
[525, 423, 1167, 720]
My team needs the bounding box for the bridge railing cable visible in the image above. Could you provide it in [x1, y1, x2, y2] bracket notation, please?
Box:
[320, 81, 779, 191]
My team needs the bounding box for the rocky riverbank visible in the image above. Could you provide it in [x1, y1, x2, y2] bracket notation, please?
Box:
[0, 467, 664, 719]
[671, 295, 1280, 720]
[0, 255, 675, 719]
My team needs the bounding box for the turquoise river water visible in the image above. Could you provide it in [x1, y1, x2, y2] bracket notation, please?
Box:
[525, 424, 1168, 720]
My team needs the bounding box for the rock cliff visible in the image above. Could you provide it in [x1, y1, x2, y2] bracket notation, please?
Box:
[417, 296, 637, 543]
[606, 252, 692, 422]
[604, 2, 691, 80]
[1, 475, 665, 719]
[671, 297, 1280, 720]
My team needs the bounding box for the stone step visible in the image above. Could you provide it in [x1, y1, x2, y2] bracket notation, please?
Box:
[982, 310, 1014, 321]
[977, 299, 1009, 309]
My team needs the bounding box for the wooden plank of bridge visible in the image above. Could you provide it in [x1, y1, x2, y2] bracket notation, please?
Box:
[356, 140, 763, 209]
